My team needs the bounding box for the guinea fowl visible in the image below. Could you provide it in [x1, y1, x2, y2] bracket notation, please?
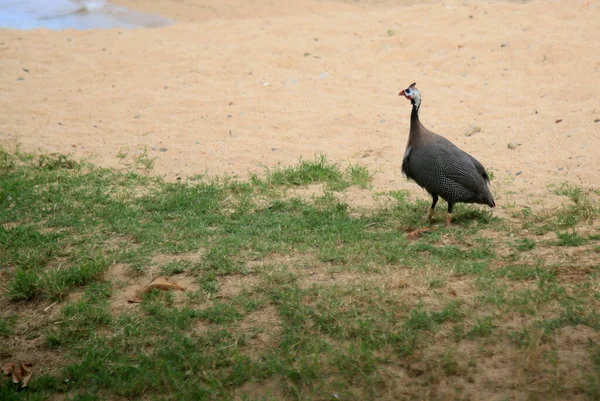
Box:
[398, 83, 495, 226]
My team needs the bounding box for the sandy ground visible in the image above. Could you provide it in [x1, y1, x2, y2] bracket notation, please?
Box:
[1, 0, 599, 210]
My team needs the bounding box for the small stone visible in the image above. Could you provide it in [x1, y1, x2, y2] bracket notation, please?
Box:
[94, 125, 98, 128]
[507, 142, 519, 150]
[159, 148, 168, 152]
[133, 114, 141, 119]
[17, 77, 24, 81]
[594, 119, 600, 123]
[163, 86, 168, 89]
[22, 68, 29, 73]
[227, 114, 232, 118]
[501, 42, 509, 47]
[271, 147, 278, 151]
[516, 171, 523, 176]
[464, 125, 481, 137]
[58, 122, 62, 126]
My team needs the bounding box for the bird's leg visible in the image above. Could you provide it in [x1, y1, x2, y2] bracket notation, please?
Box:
[446, 202, 454, 227]
[427, 194, 438, 223]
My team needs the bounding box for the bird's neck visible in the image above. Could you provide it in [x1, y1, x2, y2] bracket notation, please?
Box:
[410, 102, 420, 123]
[409, 103, 423, 141]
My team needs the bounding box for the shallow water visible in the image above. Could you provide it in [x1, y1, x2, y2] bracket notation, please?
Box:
[0, 0, 171, 30]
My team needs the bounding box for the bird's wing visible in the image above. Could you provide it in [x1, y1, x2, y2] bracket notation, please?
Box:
[401, 146, 412, 178]
[467, 154, 491, 184]
[438, 144, 487, 194]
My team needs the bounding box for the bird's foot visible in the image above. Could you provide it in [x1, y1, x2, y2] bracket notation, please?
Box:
[445, 213, 453, 227]
[426, 208, 435, 224]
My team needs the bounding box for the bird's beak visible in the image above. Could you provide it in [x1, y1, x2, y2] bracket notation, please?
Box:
[398, 90, 405, 97]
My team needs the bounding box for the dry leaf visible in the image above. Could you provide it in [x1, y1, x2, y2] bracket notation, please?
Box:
[2, 362, 33, 388]
[407, 227, 434, 240]
[397, 280, 409, 288]
[128, 276, 186, 303]
[21, 364, 33, 388]
[555, 119, 563, 124]
[2, 362, 13, 375]
[11, 363, 23, 383]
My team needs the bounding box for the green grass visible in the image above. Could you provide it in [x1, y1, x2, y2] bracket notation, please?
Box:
[262, 154, 372, 191]
[0, 149, 599, 400]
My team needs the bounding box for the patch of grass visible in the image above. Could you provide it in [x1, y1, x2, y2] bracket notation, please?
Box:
[1, 151, 598, 400]
[0, 315, 17, 337]
[467, 316, 495, 339]
[8, 255, 110, 301]
[265, 154, 352, 191]
[442, 348, 459, 376]
[496, 263, 554, 281]
[159, 260, 194, 276]
[0, 147, 16, 170]
[133, 146, 156, 170]
[514, 237, 536, 251]
[346, 163, 373, 189]
[38, 153, 81, 170]
[553, 183, 599, 224]
[116, 147, 129, 163]
[556, 230, 588, 246]
[554, 182, 585, 201]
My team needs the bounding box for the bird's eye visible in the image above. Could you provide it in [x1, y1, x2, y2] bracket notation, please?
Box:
[405, 89, 411, 94]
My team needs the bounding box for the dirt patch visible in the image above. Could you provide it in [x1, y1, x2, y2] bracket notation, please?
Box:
[105, 263, 199, 310]
[285, 183, 325, 200]
[299, 270, 370, 289]
[193, 320, 212, 335]
[234, 376, 285, 401]
[102, 235, 140, 254]
[248, 253, 318, 270]
[404, 324, 599, 401]
[558, 324, 600, 345]
[0, 300, 66, 385]
[240, 305, 281, 354]
[218, 275, 262, 298]
[151, 249, 205, 264]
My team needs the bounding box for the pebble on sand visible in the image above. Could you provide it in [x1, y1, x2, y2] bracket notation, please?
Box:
[508, 142, 520, 150]
[464, 125, 481, 137]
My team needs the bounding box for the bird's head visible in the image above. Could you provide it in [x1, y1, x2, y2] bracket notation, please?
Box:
[399, 82, 421, 110]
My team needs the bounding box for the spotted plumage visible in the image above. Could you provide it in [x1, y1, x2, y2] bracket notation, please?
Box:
[399, 83, 495, 226]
